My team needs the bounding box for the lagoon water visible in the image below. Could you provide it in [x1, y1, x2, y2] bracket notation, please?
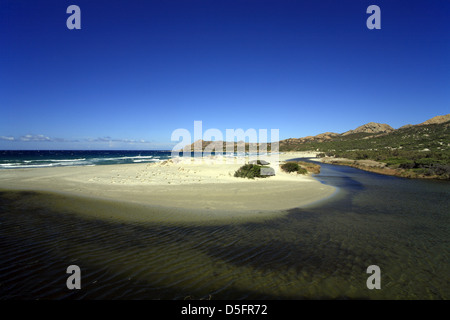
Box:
[0, 160, 448, 299]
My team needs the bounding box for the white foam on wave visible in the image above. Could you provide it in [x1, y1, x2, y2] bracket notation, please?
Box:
[0, 160, 89, 169]
[45, 158, 86, 162]
[0, 163, 24, 167]
[0, 163, 58, 169]
[132, 159, 160, 163]
[0, 154, 167, 169]
[90, 156, 153, 161]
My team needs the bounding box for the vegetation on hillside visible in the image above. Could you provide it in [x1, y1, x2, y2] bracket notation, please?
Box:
[296, 121, 450, 180]
[280, 122, 449, 154]
[182, 118, 449, 179]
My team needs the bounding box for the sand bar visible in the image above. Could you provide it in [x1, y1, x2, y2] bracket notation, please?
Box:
[0, 152, 336, 222]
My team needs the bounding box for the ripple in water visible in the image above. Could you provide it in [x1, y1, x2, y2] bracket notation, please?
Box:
[0, 162, 449, 299]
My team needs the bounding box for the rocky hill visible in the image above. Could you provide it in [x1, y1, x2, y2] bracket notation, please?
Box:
[176, 114, 450, 179]
[399, 114, 450, 129]
[280, 122, 395, 149]
[181, 139, 270, 153]
[418, 114, 450, 126]
[280, 114, 450, 179]
[341, 122, 394, 136]
[279, 114, 449, 152]
[180, 114, 449, 155]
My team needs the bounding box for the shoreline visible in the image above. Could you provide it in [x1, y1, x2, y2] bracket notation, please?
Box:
[0, 152, 336, 223]
[314, 156, 448, 180]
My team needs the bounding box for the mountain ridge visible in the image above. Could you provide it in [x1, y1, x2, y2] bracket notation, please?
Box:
[281, 114, 449, 146]
[180, 114, 449, 155]
[178, 114, 450, 179]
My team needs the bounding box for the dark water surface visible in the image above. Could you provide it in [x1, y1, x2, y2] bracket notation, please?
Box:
[0, 161, 448, 299]
[0, 150, 172, 169]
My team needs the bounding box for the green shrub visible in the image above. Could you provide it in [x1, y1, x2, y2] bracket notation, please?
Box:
[415, 158, 442, 167]
[281, 162, 299, 173]
[234, 164, 269, 179]
[399, 161, 415, 169]
[316, 153, 326, 158]
[280, 162, 309, 175]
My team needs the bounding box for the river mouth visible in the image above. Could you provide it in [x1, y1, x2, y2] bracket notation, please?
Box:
[0, 162, 449, 299]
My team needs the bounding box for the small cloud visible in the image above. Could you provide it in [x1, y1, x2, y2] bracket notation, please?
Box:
[53, 137, 78, 143]
[1, 134, 154, 146]
[19, 134, 52, 142]
[112, 138, 133, 143]
[1, 134, 79, 143]
[94, 137, 113, 142]
[87, 137, 150, 144]
[0, 136, 15, 141]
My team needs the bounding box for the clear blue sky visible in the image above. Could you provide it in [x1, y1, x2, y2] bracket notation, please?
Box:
[1, 0, 449, 150]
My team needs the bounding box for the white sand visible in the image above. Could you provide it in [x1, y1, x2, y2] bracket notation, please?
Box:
[0, 152, 335, 215]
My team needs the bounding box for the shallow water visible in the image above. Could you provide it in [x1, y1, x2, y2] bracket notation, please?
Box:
[0, 161, 448, 299]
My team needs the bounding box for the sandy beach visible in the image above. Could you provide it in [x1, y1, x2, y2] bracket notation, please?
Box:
[0, 152, 335, 222]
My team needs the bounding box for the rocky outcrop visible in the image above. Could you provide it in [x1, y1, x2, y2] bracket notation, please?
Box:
[418, 114, 450, 126]
[398, 114, 450, 130]
[342, 122, 394, 136]
[280, 132, 339, 148]
[181, 140, 270, 152]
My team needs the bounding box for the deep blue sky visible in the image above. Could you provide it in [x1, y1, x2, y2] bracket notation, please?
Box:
[1, 0, 449, 150]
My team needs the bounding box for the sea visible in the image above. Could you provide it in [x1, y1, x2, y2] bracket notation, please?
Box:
[0, 150, 173, 169]
[0, 150, 261, 169]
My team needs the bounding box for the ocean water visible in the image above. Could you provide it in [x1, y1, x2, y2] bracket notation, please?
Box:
[0, 159, 449, 299]
[0, 150, 262, 169]
[0, 150, 173, 169]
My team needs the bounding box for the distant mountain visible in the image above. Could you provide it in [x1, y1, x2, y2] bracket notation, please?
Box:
[341, 122, 394, 136]
[181, 139, 270, 152]
[279, 114, 449, 152]
[279, 114, 450, 179]
[178, 114, 449, 178]
[418, 114, 450, 126]
[282, 132, 339, 145]
[399, 114, 450, 129]
[281, 122, 395, 149]
[180, 114, 449, 155]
